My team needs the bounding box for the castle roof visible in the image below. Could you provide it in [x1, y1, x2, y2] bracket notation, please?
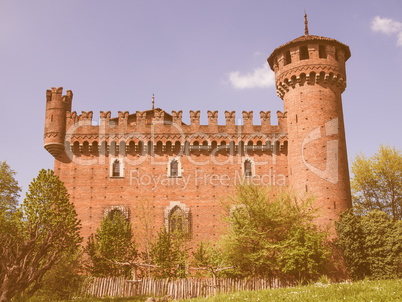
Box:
[267, 34, 351, 69]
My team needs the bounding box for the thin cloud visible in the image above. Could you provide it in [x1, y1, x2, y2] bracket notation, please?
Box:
[228, 64, 275, 89]
[371, 16, 402, 46]
[398, 32, 402, 46]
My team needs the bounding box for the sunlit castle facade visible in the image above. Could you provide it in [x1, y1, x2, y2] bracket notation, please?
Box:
[43, 16, 352, 243]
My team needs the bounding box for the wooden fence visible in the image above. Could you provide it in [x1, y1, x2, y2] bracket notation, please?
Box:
[80, 277, 294, 300]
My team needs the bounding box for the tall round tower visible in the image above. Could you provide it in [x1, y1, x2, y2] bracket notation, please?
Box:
[267, 15, 352, 230]
[44, 87, 72, 157]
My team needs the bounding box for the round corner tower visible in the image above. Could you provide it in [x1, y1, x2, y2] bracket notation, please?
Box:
[44, 87, 73, 157]
[267, 16, 352, 231]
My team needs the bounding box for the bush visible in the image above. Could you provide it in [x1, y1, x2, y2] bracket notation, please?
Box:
[220, 184, 330, 281]
[336, 209, 402, 280]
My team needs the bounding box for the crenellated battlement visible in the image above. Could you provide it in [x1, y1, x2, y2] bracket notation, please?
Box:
[59, 106, 288, 157]
[63, 108, 287, 132]
[46, 87, 73, 112]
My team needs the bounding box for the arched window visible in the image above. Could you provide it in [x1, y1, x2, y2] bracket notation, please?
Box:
[110, 158, 124, 178]
[170, 160, 178, 177]
[164, 202, 190, 238]
[169, 206, 184, 233]
[242, 157, 255, 178]
[168, 157, 181, 177]
[113, 159, 120, 176]
[244, 160, 252, 177]
[104, 205, 129, 221]
[108, 208, 124, 222]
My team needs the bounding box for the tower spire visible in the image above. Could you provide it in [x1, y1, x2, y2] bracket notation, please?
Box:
[152, 94, 155, 110]
[304, 10, 309, 36]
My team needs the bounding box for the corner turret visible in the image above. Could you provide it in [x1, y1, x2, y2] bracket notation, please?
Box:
[44, 87, 73, 157]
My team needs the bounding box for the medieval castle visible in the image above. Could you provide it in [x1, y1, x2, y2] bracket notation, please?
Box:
[44, 18, 352, 243]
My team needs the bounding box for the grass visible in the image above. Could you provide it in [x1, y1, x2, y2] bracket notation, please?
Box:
[19, 279, 401, 301]
[179, 279, 402, 302]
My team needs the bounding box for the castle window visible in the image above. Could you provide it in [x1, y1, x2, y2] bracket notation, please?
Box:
[168, 157, 182, 177]
[108, 208, 125, 222]
[335, 48, 339, 61]
[319, 45, 327, 58]
[274, 57, 279, 69]
[164, 202, 190, 237]
[169, 206, 184, 233]
[113, 160, 120, 176]
[171, 160, 178, 177]
[285, 50, 291, 65]
[104, 205, 130, 220]
[244, 160, 252, 177]
[242, 157, 255, 178]
[300, 46, 309, 60]
[110, 158, 124, 178]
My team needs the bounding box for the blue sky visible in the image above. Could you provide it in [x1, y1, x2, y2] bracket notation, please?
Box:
[1, 0, 402, 199]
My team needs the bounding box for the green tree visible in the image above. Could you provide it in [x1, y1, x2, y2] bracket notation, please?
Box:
[191, 242, 233, 294]
[351, 145, 402, 220]
[0, 161, 21, 214]
[32, 250, 84, 300]
[85, 210, 138, 278]
[336, 209, 402, 280]
[149, 228, 188, 279]
[335, 210, 370, 280]
[221, 184, 330, 281]
[362, 210, 401, 279]
[191, 242, 232, 277]
[0, 169, 81, 302]
[136, 198, 157, 277]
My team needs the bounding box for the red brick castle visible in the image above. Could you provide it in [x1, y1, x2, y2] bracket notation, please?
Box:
[44, 18, 352, 243]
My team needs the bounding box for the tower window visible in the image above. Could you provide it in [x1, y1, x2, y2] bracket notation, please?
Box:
[285, 50, 291, 65]
[319, 45, 327, 58]
[300, 46, 309, 60]
[335, 48, 339, 61]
